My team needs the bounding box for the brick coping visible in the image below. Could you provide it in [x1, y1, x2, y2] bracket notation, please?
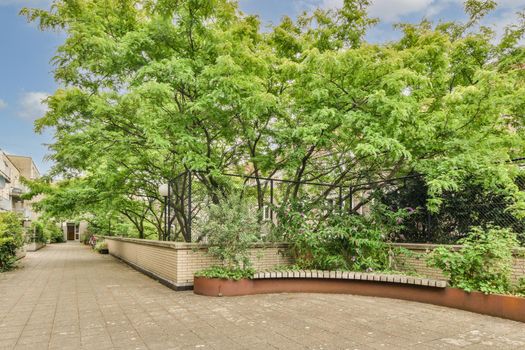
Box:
[103, 236, 288, 250]
[103, 237, 524, 255]
[253, 270, 447, 288]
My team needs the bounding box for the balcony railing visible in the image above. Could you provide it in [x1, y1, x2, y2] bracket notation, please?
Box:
[10, 187, 25, 197]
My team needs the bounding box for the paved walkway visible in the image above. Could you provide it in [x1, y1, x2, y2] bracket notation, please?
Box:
[0, 244, 524, 350]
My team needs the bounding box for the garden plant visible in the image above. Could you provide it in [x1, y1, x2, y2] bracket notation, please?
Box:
[428, 226, 522, 295]
[275, 201, 413, 273]
[0, 212, 25, 272]
[45, 221, 65, 243]
[94, 241, 108, 254]
[195, 197, 260, 280]
[28, 221, 46, 244]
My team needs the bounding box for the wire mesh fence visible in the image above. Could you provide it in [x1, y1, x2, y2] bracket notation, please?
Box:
[378, 175, 525, 244]
[163, 168, 525, 245]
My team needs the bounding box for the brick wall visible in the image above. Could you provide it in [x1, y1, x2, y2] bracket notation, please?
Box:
[106, 238, 525, 287]
[106, 237, 292, 289]
[393, 243, 525, 284]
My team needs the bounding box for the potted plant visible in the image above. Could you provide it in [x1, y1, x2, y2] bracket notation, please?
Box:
[94, 241, 109, 254]
[193, 197, 260, 296]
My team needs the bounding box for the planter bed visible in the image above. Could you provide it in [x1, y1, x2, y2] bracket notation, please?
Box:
[194, 271, 525, 324]
[26, 242, 45, 252]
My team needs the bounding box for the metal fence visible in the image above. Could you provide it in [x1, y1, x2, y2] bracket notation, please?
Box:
[378, 175, 525, 244]
[162, 168, 525, 245]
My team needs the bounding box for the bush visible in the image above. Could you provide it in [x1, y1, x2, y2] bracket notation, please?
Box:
[516, 278, 525, 296]
[195, 197, 260, 277]
[275, 202, 410, 271]
[28, 221, 46, 243]
[194, 266, 256, 280]
[427, 226, 518, 294]
[81, 233, 92, 245]
[94, 241, 107, 252]
[45, 221, 65, 243]
[0, 212, 24, 271]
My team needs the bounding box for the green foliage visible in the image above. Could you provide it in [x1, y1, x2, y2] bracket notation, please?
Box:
[379, 175, 525, 244]
[94, 241, 108, 252]
[22, 0, 525, 242]
[515, 278, 525, 296]
[81, 233, 92, 245]
[0, 212, 24, 272]
[29, 221, 46, 244]
[45, 221, 65, 243]
[276, 202, 411, 271]
[197, 196, 260, 270]
[427, 226, 518, 294]
[28, 220, 65, 244]
[194, 266, 256, 281]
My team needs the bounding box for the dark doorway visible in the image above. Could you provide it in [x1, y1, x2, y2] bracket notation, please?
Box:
[67, 224, 75, 240]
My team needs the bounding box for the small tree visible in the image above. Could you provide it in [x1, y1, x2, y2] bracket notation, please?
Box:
[195, 197, 260, 280]
[0, 212, 25, 271]
[428, 226, 518, 294]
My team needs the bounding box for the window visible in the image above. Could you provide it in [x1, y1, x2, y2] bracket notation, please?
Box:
[262, 205, 272, 221]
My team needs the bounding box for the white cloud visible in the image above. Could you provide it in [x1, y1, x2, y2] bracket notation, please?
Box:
[17, 92, 49, 121]
[369, 0, 435, 22]
[424, 0, 461, 19]
[318, 0, 448, 22]
[0, 99, 6, 110]
[317, 0, 523, 23]
[485, 10, 525, 43]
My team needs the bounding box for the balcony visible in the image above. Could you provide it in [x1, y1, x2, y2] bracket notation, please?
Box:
[14, 207, 31, 220]
[10, 187, 25, 197]
[0, 166, 11, 183]
[0, 198, 12, 211]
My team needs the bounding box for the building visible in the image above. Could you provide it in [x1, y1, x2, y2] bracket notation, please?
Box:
[60, 221, 89, 242]
[1, 149, 91, 243]
[0, 150, 39, 223]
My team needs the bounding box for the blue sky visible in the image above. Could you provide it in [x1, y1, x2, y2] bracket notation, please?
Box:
[0, 0, 523, 174]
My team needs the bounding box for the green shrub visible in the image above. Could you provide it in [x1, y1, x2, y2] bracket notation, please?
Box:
[28, 221, 46, 243]
[27, 220, 64, 244]
[0, 212, 24, 271]
[45, 221, 65, 243]
[515, 278, 525, 296]
[427, 226, 518, 294]
[275, 202, 409, 271]
[81, 233, 92, 245]
[195, 197, 260, 278]
[94, 241, 107, 251]
[194, 266, 256, 280]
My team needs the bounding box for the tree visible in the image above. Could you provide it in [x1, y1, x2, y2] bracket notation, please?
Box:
[22, 0, 525, 241]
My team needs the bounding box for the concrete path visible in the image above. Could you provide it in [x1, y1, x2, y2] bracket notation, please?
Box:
[0, 243, 524, 350]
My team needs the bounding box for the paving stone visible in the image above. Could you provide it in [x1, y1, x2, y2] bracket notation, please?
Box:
[0, 243, 522, 350]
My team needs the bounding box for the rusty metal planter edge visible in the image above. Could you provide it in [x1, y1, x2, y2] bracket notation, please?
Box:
[193, 277, 525, 323]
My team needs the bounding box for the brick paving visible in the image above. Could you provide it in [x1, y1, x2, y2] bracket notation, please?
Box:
[1, 243, 524, 350]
